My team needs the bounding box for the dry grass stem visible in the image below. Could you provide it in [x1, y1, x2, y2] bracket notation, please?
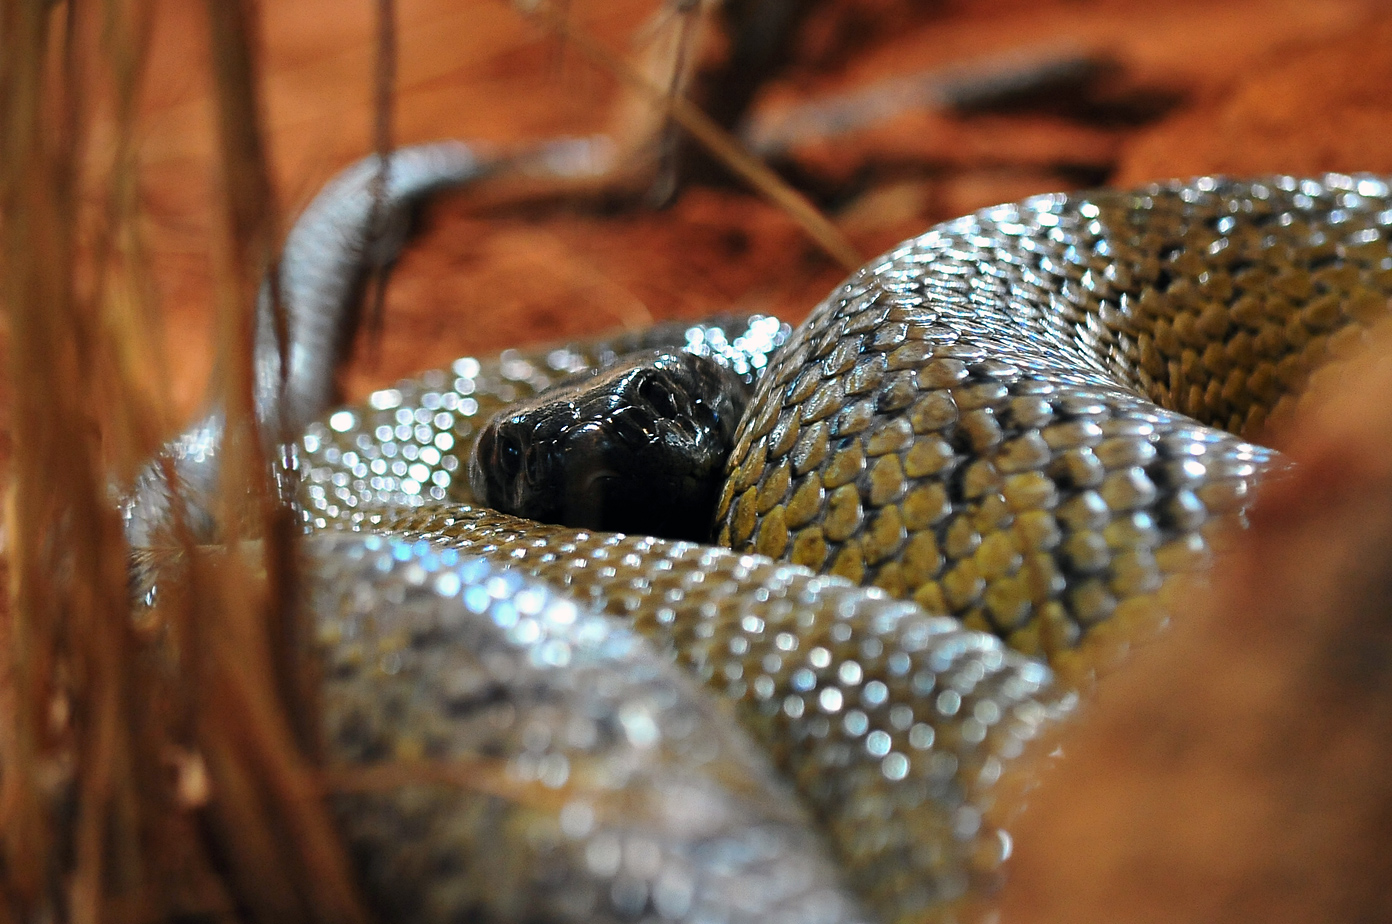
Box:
[517, 0, 865, 271]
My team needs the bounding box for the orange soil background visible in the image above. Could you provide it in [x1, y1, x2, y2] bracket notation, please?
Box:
[14, 2, 1392, 922]
[132, 0, 1392, 418]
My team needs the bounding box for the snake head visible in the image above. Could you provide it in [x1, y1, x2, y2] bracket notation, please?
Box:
[469, 349, 751, 540]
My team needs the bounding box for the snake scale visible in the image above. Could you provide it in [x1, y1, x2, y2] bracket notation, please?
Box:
[128, 143, 1392, 924]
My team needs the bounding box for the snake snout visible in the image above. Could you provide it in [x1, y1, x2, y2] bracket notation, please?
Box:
[468, 347, 756, 541]
[631, 367, 697, 436]
[607, 405, 660, 448]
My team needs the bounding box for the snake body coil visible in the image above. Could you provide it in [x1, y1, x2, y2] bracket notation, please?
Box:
[133, 154, 1392, 924]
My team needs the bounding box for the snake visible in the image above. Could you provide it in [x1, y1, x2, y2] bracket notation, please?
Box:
[126, 144, 1392, 924]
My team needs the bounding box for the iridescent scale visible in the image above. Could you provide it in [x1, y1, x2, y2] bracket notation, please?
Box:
[297, 316, 788, 527]
[310, 532, 871, 924]
[715, 177, 1392, 674]
[237, 176, 1392, 924]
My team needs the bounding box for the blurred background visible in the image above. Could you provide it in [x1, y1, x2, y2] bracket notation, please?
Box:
[129, 0, 1392, 420]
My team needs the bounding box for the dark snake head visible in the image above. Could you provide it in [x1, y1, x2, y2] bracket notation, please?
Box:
[469, 349, 751, 541]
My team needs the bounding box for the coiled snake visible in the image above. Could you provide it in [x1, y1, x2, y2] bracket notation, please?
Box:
[128, 144, 1392, 924]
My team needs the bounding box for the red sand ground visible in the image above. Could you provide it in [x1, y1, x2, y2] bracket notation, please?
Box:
[12, 2, 1392, 921]
[129, 0, 1392, 416]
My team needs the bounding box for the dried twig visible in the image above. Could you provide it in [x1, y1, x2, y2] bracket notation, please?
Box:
[516, 0, 864, 271]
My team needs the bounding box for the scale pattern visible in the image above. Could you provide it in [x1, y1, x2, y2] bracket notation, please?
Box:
[361, 504, 1067, 924]
[295, 316, 787, 528]
[220, 175, 1392, 924]
[295, 315, 1069, 923]
[715, 176, 1392, 675]
[308, 532, 870, 924]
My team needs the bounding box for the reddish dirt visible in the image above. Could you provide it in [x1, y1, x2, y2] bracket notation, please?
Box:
[1000, 324, 1392, 924]
[12, 2, 1392, 920]
[128, 0, 1392, 417]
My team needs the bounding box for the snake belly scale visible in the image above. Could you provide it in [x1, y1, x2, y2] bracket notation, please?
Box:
[138, 155, 1392, 924]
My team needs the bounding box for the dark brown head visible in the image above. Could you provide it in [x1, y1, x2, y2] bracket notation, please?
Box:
[469, 349, 751, 541]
